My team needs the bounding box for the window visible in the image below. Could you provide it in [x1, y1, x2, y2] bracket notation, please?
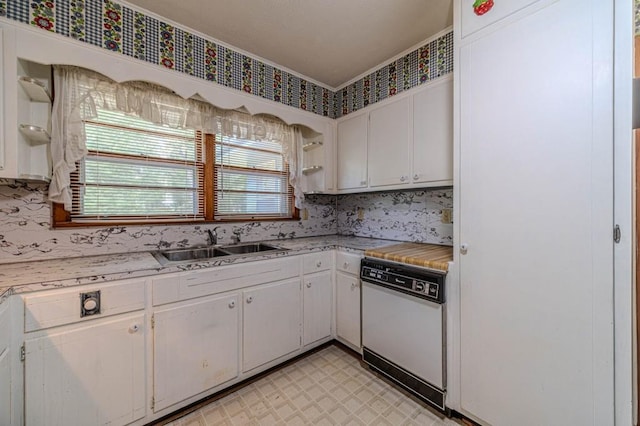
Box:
[70, 109, 204, 222]
[214, 135, 294, 220]
[50, 67, 298, 227]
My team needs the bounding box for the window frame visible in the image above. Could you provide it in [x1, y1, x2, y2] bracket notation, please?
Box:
[52, 133, 299, 228]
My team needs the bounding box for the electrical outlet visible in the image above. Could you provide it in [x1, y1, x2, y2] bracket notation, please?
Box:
[301, 208, 309, 220]
[441, 208, 453, 224]
[357, 208, 365, 220]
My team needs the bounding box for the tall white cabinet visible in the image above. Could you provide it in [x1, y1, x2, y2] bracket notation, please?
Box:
[455, 0, 614, 425]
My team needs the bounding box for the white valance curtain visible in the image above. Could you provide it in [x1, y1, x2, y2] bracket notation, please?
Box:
[49, 65, 302, 210]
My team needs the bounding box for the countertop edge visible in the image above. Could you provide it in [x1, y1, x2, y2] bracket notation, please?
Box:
[1, 237, 453, 301]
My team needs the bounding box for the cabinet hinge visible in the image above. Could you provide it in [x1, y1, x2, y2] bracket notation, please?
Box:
[20, 344, 25, 362]
[614, 224, 621, 244]
[151, 315, 155, 329]
[151, 396, 155, 410]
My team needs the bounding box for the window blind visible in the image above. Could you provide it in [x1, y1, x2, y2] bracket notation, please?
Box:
[214, 135, 293, 220]
[70, 109, 204, 221]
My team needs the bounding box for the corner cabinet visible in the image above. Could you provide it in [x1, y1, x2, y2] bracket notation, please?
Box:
[335, 75, 453, 193]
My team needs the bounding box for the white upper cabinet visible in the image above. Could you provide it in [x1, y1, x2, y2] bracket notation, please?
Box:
[412, 76, 453, 184]
[460, 0, 542, 38]
[368, 97, 410, 188]
[336, 76, 453, 193]
[337, 112, 368, 190]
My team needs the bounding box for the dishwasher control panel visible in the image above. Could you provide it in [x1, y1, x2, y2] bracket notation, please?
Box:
[360, 258, 445, 303]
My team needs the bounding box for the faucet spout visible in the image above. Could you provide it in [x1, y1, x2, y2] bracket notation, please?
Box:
[207, 227, 219, 245]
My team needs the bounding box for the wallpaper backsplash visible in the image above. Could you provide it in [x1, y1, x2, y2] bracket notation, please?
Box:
[0, 0, 452, 118]
[0, 182, 336, 264]
[337, 189, 453, 245]
[0, 183, 452, 264]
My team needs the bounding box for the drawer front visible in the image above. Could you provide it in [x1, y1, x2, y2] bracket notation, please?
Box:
[24, 279, 146, 332]
[153, 256, 300, 306]
[336, 251, 362, 275]
[302, 251, 333, 274]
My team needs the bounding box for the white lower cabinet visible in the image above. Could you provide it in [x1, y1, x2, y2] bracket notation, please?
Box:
[335, 271, 361, 350]
[0, 301, 10, 426]
[24, 313, 146, 426]
[243, 278, 302, 372]
[0, 348, 9, 426]
[153, 293, 240, 412]
[303, 271, 332, 346]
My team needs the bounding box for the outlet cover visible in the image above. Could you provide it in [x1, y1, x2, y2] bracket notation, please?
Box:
[301, 208, 309, 220]
[357, 208, 365, 220]
[441, 208, 453, 224]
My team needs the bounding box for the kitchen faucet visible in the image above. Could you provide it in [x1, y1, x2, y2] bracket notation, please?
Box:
[207, 227, 220, 245]
[231, 229, 241, 244]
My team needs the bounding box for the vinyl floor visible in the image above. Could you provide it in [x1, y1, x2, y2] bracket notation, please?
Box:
[163, 344, 461, 426]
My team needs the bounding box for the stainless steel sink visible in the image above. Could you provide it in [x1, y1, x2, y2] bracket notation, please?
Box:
[218, 242, 284, 255]
[158, 246, 230, 262]
[155, 242, 288, 263]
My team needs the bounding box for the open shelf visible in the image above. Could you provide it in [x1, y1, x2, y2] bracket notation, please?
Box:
[302, 140, 323, 151]
[19, 124, 51, 145]
[18, 76, 51, 103]
[302, 165, 323, 175]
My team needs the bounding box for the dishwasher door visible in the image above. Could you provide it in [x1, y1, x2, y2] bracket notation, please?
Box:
[362, 281, 445, 390]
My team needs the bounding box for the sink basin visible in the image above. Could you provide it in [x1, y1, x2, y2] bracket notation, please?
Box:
[219, 242, 286, 255]
[155, 242, 288, 263]
[159, 247, 229, 262]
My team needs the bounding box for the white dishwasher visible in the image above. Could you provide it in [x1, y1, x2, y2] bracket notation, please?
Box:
[360, 257, 446, 411]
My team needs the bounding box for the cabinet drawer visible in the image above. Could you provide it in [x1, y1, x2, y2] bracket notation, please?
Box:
[24, 279, 146, 332]
[336, 251, 361, 275]
[302, 251, 332, 274]
[153, 257, 300, 306]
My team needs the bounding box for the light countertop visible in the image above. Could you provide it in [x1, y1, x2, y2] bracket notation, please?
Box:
[0, 235, 453, 300]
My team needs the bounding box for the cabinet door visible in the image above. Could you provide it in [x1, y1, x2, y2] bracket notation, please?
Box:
[335, 272, 360, 349]
[0, 301, 9, 426]
[337, 113, 368, 190]
[458, 1, 613, 425]
[460, 0, 542, 38]
[153, 293, 239, 412]
[303, 271, 332, 346]
[368, 97, 410, 187]
[0, 348, 9, 426]
[412, 77, 453, 185]
[243, 278, 301, 371]
[24, 313, 146, 426]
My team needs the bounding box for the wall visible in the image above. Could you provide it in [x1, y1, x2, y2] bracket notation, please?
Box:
[337, 188, 453, 245]
[0, 0, 453, 118]
[0, 182, 336, 264]
[0, 182, 452, 264]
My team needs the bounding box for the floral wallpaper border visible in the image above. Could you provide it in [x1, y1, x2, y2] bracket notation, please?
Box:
[0, 0, 453, 118]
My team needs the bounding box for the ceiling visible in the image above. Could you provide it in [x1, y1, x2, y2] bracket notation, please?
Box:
[124, 0, 453, 89]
